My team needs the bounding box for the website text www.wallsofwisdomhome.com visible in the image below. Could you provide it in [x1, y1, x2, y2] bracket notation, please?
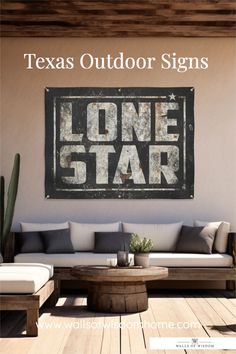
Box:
[36, 319, 201, 330]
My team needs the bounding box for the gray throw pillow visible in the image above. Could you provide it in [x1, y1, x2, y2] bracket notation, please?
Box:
[15, 232, 44, 253]
[0, 253, 3, 263]
[175, 225, 217, 254]
[94, 232, 132, 253]
[40, 229, 75, 254]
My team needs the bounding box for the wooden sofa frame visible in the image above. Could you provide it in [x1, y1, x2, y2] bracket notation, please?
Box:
[0, 278, 59, 336]
[3, 232, 236, 294]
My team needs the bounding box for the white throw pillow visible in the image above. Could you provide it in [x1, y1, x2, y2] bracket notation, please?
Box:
[122, 222, 183, 251]
[194, 220, 230, 253]
[70, 222, 120, 251]
[21, 222, 69, 232]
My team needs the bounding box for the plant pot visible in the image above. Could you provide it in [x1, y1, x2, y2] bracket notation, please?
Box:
[134, 253, 150, 268]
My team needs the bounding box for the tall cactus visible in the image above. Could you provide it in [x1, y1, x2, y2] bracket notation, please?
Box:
[0, 153, 20, 249]
[0, 176, 4, 237]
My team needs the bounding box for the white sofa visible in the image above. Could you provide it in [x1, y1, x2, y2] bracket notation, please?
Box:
[13, 220, 233, 268]
[3, 220, 235, 292]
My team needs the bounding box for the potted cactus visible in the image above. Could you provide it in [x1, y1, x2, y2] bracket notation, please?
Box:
[129, 233, 153, 268]
[0, 154, 20, 255]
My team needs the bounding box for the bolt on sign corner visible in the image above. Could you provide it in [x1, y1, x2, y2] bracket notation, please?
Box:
[45, 87, 194, 199]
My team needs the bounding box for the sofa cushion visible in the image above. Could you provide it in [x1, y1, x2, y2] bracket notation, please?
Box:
[0, 263, 53, 294]
[40, 229, 74, 254]
[15, 231, 44, 253]
[122, 222, 183, 251]
[14, 252, 233, 268]
[148, 252, 232, 267]
[21, 222, 69, 232]
[194, 220, 230, 253]
[70, 222, 120, 251]
[175, 225, 217, 254]
[94, 232, 131, 253]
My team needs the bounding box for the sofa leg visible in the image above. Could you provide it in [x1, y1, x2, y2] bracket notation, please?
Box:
[43, 280, 60, 308]
[45, 288, 60, 308]
[26, 308, 39, 336]
[57, 279, 62, 297]
[226, 280, 235, 291]
[226, 280, 236, 297]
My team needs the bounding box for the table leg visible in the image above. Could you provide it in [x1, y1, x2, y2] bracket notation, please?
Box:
[87, 281, 148, 313]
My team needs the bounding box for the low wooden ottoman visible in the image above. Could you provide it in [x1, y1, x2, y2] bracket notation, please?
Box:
[71, 265, 168, 313]
[0, 263, 59, 336]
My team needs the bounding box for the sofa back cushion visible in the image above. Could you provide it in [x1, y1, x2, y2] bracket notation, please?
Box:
[194, 220, 230, 253]
[70, 222, 120, 251]
[122, 222, 183, 251]
[21, 222, 69, 232]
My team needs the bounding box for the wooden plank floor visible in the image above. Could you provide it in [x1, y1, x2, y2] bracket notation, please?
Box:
[0, 291, 236, 354]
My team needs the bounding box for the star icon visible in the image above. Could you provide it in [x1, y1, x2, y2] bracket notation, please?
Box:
[169, 93, 176, 100]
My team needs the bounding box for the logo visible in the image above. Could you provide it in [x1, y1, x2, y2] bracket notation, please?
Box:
[150, 337, 236, 350]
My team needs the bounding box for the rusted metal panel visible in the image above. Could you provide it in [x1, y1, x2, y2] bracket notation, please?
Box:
[45, 87, 194, 199]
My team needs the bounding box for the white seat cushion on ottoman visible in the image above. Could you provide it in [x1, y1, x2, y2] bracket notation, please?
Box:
[0, 263, 54, 294]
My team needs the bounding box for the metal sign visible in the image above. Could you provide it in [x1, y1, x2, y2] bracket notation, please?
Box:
[45, 87, 194, 199]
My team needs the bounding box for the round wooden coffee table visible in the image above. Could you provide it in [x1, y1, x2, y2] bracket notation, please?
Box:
[71, 266, 168, 313]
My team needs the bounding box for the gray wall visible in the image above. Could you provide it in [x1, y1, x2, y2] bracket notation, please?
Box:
[1, 38, 236, 230]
